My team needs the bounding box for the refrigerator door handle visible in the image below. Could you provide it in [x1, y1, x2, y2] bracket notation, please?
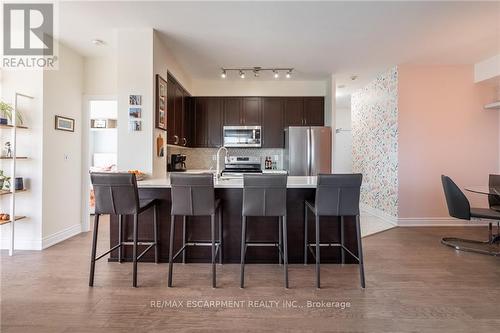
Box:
[306, 128, 312, 176]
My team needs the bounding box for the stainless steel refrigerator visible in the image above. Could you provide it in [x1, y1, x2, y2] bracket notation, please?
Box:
[284, 126, 332, 176]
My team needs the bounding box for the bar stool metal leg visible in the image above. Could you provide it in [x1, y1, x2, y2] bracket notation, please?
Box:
[304, 204, 308, 265]
[218, 206, 223, 264]
[278, 217, 283, 265]
[283, 215, 289, 289]
[240, 216, 246, 288]
[118, 214, 123, 263]
[89, 214, 100, 287]
[182, 216, 187, 264]
[340, 216, 345, 265]
[356, 215, 366, 288]
[154, 205, 159, 264]
[315, 215, 320, 289]
[211, 214, 216, 288]
[168, 215, 175, 287]
[132, 213, 138, 288]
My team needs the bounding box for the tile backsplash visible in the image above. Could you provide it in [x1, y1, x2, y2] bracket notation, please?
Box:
[168, 145, 284, 170]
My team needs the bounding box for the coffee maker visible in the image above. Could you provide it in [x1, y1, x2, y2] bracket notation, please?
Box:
[170, 154, 187, 172]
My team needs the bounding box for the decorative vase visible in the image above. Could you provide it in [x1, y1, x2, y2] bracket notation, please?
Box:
[15, 178, 24, 191]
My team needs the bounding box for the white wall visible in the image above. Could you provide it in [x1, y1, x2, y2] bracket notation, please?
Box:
[191, 79, 326, 96]
[153, 31, 193, 178]
[474, 54, 500, 83]
[84, 57, 117, 95]
[1, 70, 44, 250]
[42, 43, 84, 242]
[116, 29, 154, 174]
[333, 107, 353, 173]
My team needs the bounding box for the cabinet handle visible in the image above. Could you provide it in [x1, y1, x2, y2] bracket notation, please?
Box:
[182, 138, 187, 146]
[174, 135, 179, 145]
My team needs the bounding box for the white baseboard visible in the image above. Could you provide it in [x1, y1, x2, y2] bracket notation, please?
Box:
[361, 204, 493, 227]
[360, 204, 398, 226]
[0, 238, 42, 250]
[42, 223, 82, 249]
[398, 217, 492, 227]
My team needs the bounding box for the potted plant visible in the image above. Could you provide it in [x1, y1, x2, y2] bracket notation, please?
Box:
[0, 101, 23, 126]
[0, 170, 10, 190]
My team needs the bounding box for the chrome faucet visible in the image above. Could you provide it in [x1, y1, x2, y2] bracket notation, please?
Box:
[216, 146, 228, 178]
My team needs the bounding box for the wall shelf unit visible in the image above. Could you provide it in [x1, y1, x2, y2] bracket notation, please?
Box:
[0, 157, 29, 160]
[0, 92, 34, 256]
[0, 189, 27, 196]
[0, 216, 27, 225]
[0, 124, 29, 130]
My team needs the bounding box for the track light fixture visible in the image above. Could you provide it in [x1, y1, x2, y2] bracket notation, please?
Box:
[220, 67, 293, 79]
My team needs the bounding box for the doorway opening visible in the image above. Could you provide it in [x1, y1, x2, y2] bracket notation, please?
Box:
[82, 97, 117, 231]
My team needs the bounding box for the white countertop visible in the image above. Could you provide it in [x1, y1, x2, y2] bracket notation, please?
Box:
[138, 172, 317, 189]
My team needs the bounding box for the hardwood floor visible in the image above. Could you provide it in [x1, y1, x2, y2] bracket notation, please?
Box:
[1, 217, 499, 332]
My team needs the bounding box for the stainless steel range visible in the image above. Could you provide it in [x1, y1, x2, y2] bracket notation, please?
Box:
[222, 156, 262, 177]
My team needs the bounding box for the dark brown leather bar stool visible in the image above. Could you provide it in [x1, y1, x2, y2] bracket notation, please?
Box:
[304, 174, 364, 289]
[168, 173, 222, 288]
[89, 172, 159, 287]
[240, 174, 288, 288]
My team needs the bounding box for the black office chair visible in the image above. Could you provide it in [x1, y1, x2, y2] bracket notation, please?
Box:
[240, 174, 288, 288]
[441, 175, 500, 256]
[304, 174, 364, 289]
[489, 174, 500, 212]
[89, 172, 159, 287]
[168, 173, 222, 288]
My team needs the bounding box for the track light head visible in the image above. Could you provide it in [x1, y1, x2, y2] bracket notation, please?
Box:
[219, 67, 293, 79]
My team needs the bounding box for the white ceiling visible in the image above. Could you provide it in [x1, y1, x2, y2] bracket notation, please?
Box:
[59, 1, 500, 91]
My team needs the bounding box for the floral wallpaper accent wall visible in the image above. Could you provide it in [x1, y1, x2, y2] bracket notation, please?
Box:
[351, 67, 399, 217]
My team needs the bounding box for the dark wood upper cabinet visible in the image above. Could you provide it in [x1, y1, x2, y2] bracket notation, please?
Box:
[173, 84, 184, 145]
[189, 95, 323, 149]
[183, 95, 192, 147]
[284, 97, 305, 126]
[166, 76, 176, 144]
[242, 97, 262, 126]
[304, 97, 324, 126]
[262, 97, 284, 148]
[192, 97, 208, 147]
[166, 72, 192, 147]
[205, 97, 223, 147]
[223, 97, 242, 125]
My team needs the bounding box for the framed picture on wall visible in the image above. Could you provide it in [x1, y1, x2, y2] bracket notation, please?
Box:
[55, 115, 75, 132]
[156, 74, 167, 130]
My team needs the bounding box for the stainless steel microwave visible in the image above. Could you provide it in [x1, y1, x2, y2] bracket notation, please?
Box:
[223, 126, 262, 147]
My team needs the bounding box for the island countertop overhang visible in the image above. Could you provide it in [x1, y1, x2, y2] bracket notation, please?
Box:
[138, 175, 318, 189]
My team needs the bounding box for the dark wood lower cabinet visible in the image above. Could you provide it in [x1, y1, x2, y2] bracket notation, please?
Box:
[109, 187, 358, 264]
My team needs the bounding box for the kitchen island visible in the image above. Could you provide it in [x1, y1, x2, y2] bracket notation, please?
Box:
[109, 174, 359, 264]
